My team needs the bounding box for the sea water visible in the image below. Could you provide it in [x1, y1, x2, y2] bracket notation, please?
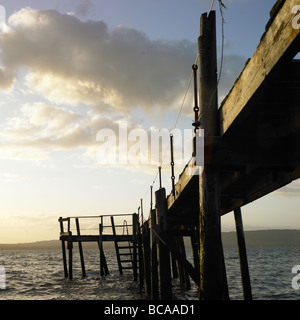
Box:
[0, 247, 299, 300]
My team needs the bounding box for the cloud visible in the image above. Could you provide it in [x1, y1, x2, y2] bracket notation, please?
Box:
[0, 7, 196, 113]
[0, 7, 247, 167]
[74, 0, 95, 18]
[0, 102, 119, 159]
[273, 180, 300, 198]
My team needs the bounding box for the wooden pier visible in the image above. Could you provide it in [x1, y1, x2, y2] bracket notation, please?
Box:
[59, 0, 300, 300]
[58, 214, 139, 280]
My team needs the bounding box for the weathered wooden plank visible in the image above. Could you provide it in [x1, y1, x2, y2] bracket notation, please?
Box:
[60, 234, 133, 242]
[111, 216, 123, 275]
[220, 0, 300, 135]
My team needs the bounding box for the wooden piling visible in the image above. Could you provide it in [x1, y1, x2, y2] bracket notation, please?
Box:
[142, 221, 151, 296]
[59, 217, 68, 279]
[67, 232, 73, 280]
[98, 223, 105, 276]
[198, 10, 227, 299]
[178, 237, 190, 289]
[171, 253, 179, 279]
[137, 220, 144, 287]
[75, 218, 86, 278]
[234, 208, 252, 300]
[150, 209, 159, 300]
[132, 213, 138, 281]
[190, 226, 200, 276]
[155, 188, 172, 300]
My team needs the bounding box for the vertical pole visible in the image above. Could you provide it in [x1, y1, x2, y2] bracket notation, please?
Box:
[198, 10, 227, 299]
[176, 238, 185, 287]
[234, 208, 252, 300]
[158, 166, 162, 189]
[67, 231, 73, 280]
[155, 188, 172, 300]
[170, 134, 176, 197]
[190, 226, 200, 276]
[142, 221, 151, 296]
[99, 222, 104, 276]
[137, 220, 144, 287]
[59, 217, 68, 279]
[140, 199, 144, 224]
[171, 252, 179, 279]
[75, 218, 86, 278]
[150, 186, 153, 211]
[150, 209, 159, 300]
[192, 64, 200, 132]
[132, 213, 138, 281]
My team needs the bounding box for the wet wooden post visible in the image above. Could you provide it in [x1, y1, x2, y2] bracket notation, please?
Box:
[132, 213, 138, 281]
[59, 217, 68, 278]
[176, 238, 185, 286]
[142, 221, 151, 296]
[137, 220, 144, 287]
[178, 237, 191, 289]
[155, 187, 172, 300]
[198, 10, 227, 299]
[190, 226, 200, 276]
[75, 218, 86, 278]
[99, 222, 105, 276]
[171, 253, 179, 279]
[150, 209, 159, 300]
[234, 207, 252, 300]
[67, 231, 73, 280]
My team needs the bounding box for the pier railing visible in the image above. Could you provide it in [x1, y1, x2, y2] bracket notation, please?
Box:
[58, 214, 139, 280]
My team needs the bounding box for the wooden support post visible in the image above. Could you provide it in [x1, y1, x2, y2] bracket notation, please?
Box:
[111, 216, 123, 275]
[142, 221, 151, 296]
[176, 238, 185, 286]
[153, 225, 200, 287]
[137, 221, 144, 287]
[67, 232, 73, 280]
[170, 134, 176, 197]
[158, 166, 162, 189]
[99, 223, 105, 276]
[150, 209, 159, 300]
[75, 218, 86, 278]
[234, 208, 252, 300]
[190, 226, 200, 276]
[59, 217, 68, 279]
[178, 237, 190, 289]
[155, 188, 172, 300]
[171, 253, 179, 279]
[198, 10, 227, 299]
[132, 213, 138, 281]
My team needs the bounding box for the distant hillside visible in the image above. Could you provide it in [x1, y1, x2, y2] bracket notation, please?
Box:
[0, 230, 299, 250]
[222, 229, 300, 247]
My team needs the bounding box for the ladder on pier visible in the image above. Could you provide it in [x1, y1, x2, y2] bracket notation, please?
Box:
[111, 216, 138, 277]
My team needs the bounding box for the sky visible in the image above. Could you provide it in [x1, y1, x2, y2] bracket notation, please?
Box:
[0, 0, 299, 244]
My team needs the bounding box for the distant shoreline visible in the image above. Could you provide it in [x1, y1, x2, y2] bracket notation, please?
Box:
[0, 229, 299, 250]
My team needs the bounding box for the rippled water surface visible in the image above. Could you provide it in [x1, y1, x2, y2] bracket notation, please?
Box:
[0, 247, 299, 300]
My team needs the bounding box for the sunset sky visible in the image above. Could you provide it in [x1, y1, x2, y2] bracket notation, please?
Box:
[0, 0, 299, 244]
